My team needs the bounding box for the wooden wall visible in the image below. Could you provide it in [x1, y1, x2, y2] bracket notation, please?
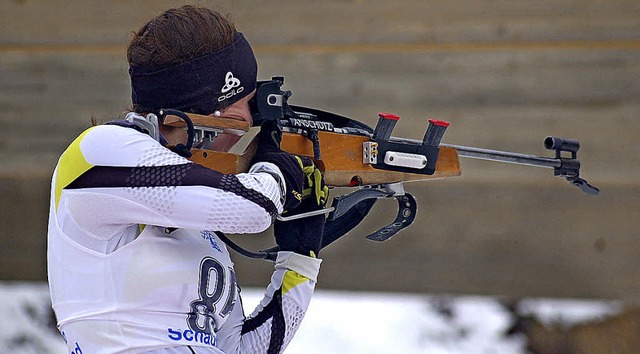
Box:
[1, 0, 638, 302]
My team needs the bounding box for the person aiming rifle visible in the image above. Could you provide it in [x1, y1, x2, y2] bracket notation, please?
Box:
[47, 5, 327, 353]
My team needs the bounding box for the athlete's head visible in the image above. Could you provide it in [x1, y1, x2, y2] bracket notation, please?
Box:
[127, 5, 257, 150]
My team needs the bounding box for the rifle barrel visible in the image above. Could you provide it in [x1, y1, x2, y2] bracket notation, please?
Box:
[388, 137, 561, 169]
[443, 144, 561, 169]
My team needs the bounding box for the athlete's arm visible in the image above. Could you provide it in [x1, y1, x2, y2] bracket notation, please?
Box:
[54, 125, 283, 235]
[216, 251, 321, 353]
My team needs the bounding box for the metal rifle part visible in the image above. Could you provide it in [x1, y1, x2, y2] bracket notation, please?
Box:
[276, 207, 335, 222]
[278, 183, 416, 242]
[388, 136, 599, 195]
[264, 183, 416, 259]
[367, 114, 446, 175]
[250, 75, 598, 194]
[124, 112, 161, 142]
[328, 183, 417, 242]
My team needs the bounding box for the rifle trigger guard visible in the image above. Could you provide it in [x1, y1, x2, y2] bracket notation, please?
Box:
[365, 193, 417, 242]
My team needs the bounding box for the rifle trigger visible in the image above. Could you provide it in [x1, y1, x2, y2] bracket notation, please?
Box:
[365, 193, 417, 242]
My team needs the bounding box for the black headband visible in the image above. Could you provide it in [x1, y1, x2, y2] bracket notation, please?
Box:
[129, 32, 257, 115]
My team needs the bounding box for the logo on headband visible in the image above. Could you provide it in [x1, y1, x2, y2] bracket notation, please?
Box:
[221, 72, 241, 93]
[218, 71, 244, 102]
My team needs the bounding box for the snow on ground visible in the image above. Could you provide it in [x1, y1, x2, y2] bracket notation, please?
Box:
[0, 282, 622, 354]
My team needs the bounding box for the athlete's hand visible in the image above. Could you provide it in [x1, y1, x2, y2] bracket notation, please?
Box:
[274, 162, 328, 257]
[251, 121, 305, 212]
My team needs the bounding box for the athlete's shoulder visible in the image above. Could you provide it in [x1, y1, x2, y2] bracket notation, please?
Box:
[80, 123, 153, 149]
[62, 123, 189, 168]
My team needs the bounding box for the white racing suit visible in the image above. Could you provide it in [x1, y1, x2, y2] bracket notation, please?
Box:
[47, 122, 321, 353]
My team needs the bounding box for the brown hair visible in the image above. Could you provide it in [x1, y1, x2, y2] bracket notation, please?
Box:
[127, 5, 237, 68]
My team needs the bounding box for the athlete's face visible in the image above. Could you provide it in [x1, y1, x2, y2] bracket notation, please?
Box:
[160, 90, 256, 153]
[207, 90, 256, 152]
[217, 90, 255, 126]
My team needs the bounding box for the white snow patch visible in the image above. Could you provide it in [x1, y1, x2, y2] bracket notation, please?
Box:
[0, 282, 622, 354]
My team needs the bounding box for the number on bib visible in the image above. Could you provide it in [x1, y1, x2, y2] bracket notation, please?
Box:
[187, 257, 237, 333]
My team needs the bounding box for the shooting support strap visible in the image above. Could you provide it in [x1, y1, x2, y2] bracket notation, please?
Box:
[129, 33, 257, 115]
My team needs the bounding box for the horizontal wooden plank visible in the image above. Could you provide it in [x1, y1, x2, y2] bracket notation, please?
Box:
[2, 49, 638, 125]
[1, 0, 639, 46]
[2, 49, 638, 109]
[1, 49, 638, 184]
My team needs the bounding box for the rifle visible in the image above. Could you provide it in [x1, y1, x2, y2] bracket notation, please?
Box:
[158, 76, 599, 259]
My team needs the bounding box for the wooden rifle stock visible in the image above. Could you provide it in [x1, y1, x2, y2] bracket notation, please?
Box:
[165, 112, 462, 187]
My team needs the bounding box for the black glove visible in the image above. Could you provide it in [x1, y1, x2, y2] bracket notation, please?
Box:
[251, 121, 305, 212]
[274, 161, 329, 257]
